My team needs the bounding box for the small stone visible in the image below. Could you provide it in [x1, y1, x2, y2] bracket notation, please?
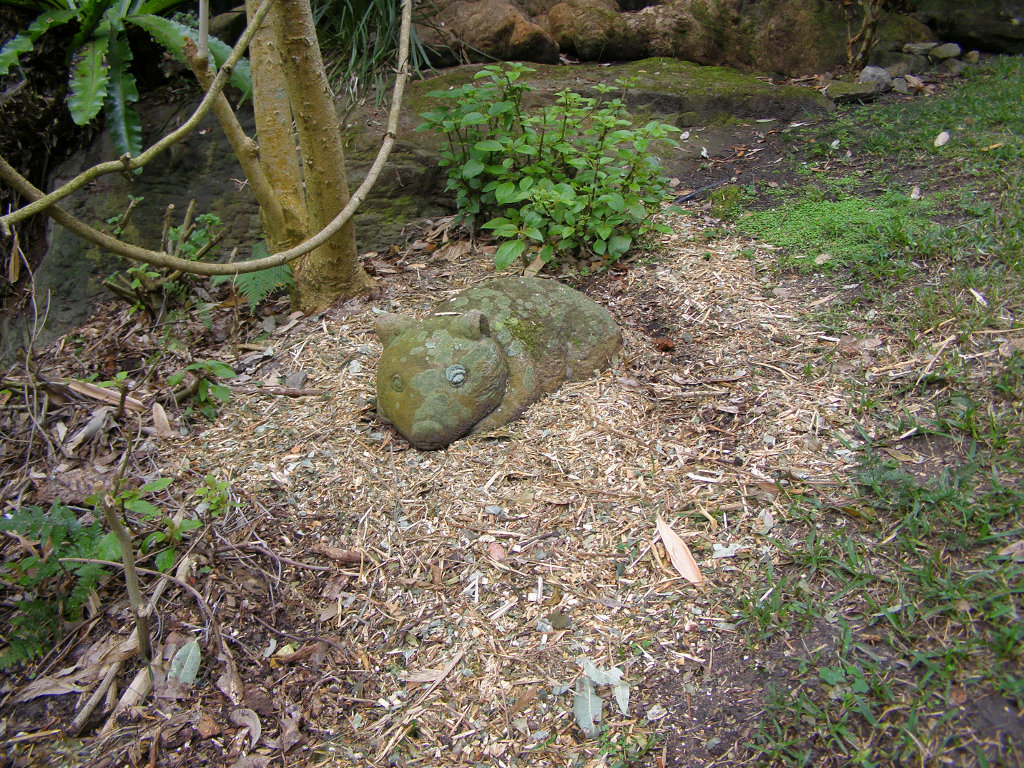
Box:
[904, 42, 938, 55]
[964, 50, 981, 64]
[892, 77, 909, 94]
[884, 60, 913, 78]
[859, 66, 893, 92]
[929, 42, 962, 60]
[870, 51, 928, 75]
[284, 370, 308, 389]
[939, 58, 966, 74]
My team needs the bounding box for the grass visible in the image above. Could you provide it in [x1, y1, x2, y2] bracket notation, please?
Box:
[709, 56, 1024, 766]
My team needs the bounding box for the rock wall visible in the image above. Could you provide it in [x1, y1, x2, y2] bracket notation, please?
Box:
[416, 0, 1019, 75]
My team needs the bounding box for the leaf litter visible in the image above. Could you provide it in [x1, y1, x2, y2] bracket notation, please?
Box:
[0, 205, 946, 766]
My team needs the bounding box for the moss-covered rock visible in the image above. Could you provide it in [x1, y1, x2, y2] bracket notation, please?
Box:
[402, 57, 832, 136]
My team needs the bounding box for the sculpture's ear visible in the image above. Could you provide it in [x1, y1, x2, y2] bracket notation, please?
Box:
[375, 312, 415, 344]
[454, 310, 490, 340]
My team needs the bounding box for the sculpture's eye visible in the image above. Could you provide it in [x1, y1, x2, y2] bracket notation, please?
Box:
[445, 364, 466, 387]
[391, 374, 404, 392]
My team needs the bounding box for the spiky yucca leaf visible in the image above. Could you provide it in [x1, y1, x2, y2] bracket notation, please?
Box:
[68, 34, 111, 125]
[0, 8, 77, 76]
[129, 14, 252, 99]
[103, 34, 143, 158]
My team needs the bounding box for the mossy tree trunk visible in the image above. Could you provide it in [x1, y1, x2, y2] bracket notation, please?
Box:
[244, 0, 374, 311]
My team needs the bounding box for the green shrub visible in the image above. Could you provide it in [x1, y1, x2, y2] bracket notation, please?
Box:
[417, 63, 679, 271]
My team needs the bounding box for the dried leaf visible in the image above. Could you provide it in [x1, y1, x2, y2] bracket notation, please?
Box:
[509, 685, 540, 716]
[523, 254, 546, 278]
[398, 668, 444, 684]
[168, 640, 201, 685]
[216, 669, 244, 704]
[197, 712, 222, 738]
[276, 713, 302, 751]
[997, 540, 1024, 562]
[934, 130, 950, 147]
[66, 379, 145, 411]
[656, 517, 703, 584]
[581, 660, 629, 715]
[65, 406, 113, 452]
[487, 541, 507, 561]
[228, 757, 270, 768]
[152, 402, 175, 438]
[434, 240, 472, 261]
[11, 676, 85, 703]
[572, 676, 603, 737]
[229, 707, 262, 749]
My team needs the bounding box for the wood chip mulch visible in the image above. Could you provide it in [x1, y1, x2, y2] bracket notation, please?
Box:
[2, 209, 895, 766]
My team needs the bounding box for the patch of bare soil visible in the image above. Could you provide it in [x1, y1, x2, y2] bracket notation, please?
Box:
[3, 204, 894, 767]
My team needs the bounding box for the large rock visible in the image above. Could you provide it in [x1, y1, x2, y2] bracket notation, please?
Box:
[415, 0, 559, 65]
[915, 0, 1024, 54]
[417, 0, 866, 75]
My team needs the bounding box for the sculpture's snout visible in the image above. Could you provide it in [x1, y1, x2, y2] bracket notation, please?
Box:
[409, 419, 445, 450]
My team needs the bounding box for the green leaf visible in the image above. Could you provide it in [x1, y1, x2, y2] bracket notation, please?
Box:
[125, 498, 162, 517]
[462, 157, 485, 179]
[0, 9, 77, 77]
[139, 477, 173, 493]
[494, 182, 525, 205]
[202, 361, 237, 379]
[154, 548, 176, 572]
[487, 101, 514, 117]
[167, 371, 185, 387]
[608, 234, 631, 258]
[130, 15, 251, 99]
[142, 531, 165, 552]
[138, 0, 191, 14]
[68, 36, 111, 125]
[603, 192, 625, 212]
[95, 531, 122, 561]
[459, 111, 488, 127]
[474, 139, 504, 152]
[494, 240, 525, 270]
[103, 34, 143, 159]
[208, 383, 232, 403]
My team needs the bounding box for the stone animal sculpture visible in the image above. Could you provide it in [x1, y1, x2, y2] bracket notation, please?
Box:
[375, 276, 622, 450]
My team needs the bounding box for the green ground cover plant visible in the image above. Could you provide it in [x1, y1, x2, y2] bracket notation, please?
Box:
[708, 56, 1024, 766]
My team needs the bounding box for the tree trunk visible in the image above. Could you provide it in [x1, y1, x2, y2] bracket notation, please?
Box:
[245, 0, 307, 252]
[269, 0, 374, 311]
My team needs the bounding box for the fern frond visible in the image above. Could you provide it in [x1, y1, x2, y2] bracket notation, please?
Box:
[211, 241, 294, 313]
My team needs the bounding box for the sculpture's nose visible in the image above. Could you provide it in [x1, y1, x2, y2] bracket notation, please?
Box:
[409, 419, 445, 451]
